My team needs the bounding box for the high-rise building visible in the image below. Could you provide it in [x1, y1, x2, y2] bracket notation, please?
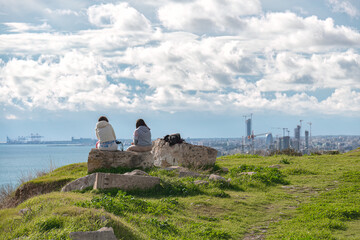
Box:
[279, 136, 290, 151]
[294, 125, 301, 151]
[305, 130, 309, 149]
[266, 133, 273, 148]
[246, 118, 252, 143]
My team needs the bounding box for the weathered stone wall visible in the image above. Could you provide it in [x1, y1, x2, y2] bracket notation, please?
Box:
[93, 172, 160, 191]
[70, 227, 117, 240]
[62, 171, 160, 192]
[151, 139, 217, 169]
[87, 149, 153, 173]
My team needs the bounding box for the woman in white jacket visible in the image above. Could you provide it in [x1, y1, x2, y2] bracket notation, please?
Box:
[95, 116, 118, 151]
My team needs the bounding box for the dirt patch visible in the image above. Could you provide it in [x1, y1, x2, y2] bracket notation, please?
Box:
[7, 179, 71, 207]
[190, 201, 225, 217]
[243, 234, 266, 240]
[281, 185, 320, 194]
[242, 226, 268, 240]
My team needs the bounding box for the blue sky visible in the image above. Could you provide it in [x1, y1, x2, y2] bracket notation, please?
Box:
[0, 0, 359, 141]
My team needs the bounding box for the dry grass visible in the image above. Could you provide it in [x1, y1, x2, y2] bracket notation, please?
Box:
[0, 160, 57, 209]
[0, 184, 16, 209]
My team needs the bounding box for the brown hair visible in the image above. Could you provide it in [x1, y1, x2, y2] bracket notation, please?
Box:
[136, 119, 148, 129]
[98, 116, 109, 122]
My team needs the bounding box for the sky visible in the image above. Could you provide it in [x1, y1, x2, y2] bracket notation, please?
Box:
[0, 0, 359, 141]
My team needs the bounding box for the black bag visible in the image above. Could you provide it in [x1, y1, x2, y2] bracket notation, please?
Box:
[163, 133, 184, 146]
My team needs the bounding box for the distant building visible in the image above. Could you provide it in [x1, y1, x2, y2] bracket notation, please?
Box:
[6, 133, 43, 144]
[305, 130, 309, 149]
[294, 125, 301, 151]
[266, 133, 273, 149]
[71, 137, 96, 145]
[279, 136, 290, 151]
[246, 118, 252, 143]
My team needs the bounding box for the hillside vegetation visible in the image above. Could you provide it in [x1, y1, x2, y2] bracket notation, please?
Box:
[1, 149, 359, 239]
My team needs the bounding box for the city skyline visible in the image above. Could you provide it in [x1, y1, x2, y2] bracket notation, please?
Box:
[0, 0, 359, 141]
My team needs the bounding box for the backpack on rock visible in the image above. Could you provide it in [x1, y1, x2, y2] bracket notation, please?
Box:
[163, 133, 184, 146]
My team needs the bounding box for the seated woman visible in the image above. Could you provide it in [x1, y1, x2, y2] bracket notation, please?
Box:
[127, 119, 152, 152]
[95, 116, 118, 151]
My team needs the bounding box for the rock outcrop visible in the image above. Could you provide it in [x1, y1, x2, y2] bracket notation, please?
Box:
[62, 172, 160, 192]
[61, 174, 96, 192]
[123, 169, 149, 176]
[209, 174, 227, 182]
[70, 227, 117, 240]
[93, 172, 160, 191]
[87, 149, 153, 173]
[151, 139, 217, 169]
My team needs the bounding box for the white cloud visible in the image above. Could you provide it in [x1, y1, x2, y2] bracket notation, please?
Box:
[45, 8, 80, 16]
[3, 22, 52, 32]
[319, 87, 360, 114]
[0, 51, 134, 111]
[244, 12, 360, 51]
[257, 50, 360, 92]
[5, 114, 17, 120]
[158, 0, 261, 34]
[0, 1, 359, 117]
[328, 0, 359, 18]
[87, 2, 152, 31]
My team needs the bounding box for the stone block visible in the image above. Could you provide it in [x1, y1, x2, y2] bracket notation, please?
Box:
[269, 164, 281, 169]
[61, 174, 96, 192]
[93, 172, 160, 191]
[70, 227, 117, 240]
[163, 166, 189, 172]
[152, 139, 217, 169]
[240, 172, 256, 176]
[194, 180, 209, 186]
[209, 174, 227, 182]
[124, 169, 149, 176]
[88, 149, 154, 173]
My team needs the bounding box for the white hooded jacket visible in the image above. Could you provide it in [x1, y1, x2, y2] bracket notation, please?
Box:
[95, 121, 116, 143]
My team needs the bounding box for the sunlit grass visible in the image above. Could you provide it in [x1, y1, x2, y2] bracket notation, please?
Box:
[0, 148, 359, 239]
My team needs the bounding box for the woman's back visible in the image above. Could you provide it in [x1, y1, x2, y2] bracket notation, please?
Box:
[96, 121, 116, 142]
[134, 125, 151, 146]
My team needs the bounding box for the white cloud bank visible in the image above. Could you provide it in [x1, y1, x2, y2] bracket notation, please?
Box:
[0, 1, 360, 117]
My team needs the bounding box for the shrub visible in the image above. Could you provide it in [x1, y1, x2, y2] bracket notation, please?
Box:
[76, 190, 180, 217]
[279, 158, 290, 164]
[284, 168, 317, 175]
[270, 149, 302, 156]
[229, 164, 289, 186]
[36, 216, 63, 232]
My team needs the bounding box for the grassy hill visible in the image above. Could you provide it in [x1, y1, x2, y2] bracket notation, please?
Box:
[1, 149, 359, 239]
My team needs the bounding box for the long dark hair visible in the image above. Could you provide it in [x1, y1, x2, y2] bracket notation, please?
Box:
[98, 116, 109, 122]
[136, 119, 149, 129]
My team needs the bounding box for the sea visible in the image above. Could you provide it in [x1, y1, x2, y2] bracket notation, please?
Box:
[0, 144, 116, 187]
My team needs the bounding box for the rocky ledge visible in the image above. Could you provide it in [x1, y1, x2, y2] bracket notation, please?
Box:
[152, 138, 218, 169]
[61, 170, 160, 192]
[87, 149, 153, 173]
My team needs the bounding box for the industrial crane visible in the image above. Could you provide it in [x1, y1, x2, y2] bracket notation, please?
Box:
[271, 127, 288, 137]
[247, 131, 271, 140]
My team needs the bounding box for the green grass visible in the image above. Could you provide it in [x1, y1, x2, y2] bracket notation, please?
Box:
[0, 148, 360, 239]
[28, 163, 87, 184]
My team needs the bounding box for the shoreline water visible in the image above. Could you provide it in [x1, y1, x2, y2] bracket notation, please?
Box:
[0, 144, 128, 187]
